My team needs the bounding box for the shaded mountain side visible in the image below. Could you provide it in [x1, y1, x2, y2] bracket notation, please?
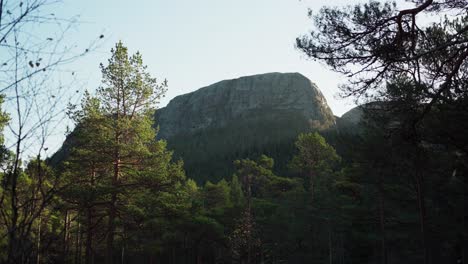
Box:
[164, 109, 316, 183]
[177, 101, 372, 183]
[48, 127, 80, 168]
[336, 106, 364, 134]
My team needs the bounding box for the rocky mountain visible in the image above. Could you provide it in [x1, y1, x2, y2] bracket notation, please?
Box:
[336, 105, 365, 134]
[155, 72, 337, 182]
[52, 72, 359, 183]
[156, 72, 335, 139]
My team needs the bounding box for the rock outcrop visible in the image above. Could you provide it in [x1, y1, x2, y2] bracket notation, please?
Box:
[156, 72, 335, 139]
[155, 72, 336, 182]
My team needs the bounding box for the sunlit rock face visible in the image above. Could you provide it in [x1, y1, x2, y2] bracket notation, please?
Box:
[156, 72, 335, 139]
[155, 72, 336, 182]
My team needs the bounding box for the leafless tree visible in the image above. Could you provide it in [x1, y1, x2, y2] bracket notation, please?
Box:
[0, 1, 103, 263]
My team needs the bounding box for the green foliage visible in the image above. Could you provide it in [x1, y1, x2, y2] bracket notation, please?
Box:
[230, 175, 245, 207]
[204, 179, 232, 211]
[163, 109, 314, 183]
[0, 95, 9, 146]
[290, 132, 340, 174]
[2, 2, 467, 260]
[59, 41, 188, 262]
[298, 3, 468, 260]
[290, 132, 340, 202]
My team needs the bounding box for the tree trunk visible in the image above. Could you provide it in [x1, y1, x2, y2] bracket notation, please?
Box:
[378, 171, 388, 264]
[171, 247, 175, 264]
[107, 121, 120, 264]
[7, 161, 21, 263]
[462, 187, 467, 264]
[85, 207, 94, 264]
[7, 222, 18, 263]
[75, 220, 82, 264]
[328, 221, 333, 264]
[36, 216, 42, 264]
[415, 171, 429, 264]
[107, 75, 122, 264]
[309, 170, 315, 204]
[121, 246, 125, 264]
[64, 210, 70, 260]
[86, 166, 96, 264]
[246, 175, 252, 264]
[106, 154, 120, 263]
[106, 192, 117, 264]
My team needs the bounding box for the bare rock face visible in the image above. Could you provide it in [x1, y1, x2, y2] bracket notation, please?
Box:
[156, 72, 335, 139]
[155, 72, 336, 183]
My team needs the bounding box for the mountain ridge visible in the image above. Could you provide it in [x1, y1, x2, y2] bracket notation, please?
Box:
[155, 72, 336, 140]
[154, 72, 348, 182]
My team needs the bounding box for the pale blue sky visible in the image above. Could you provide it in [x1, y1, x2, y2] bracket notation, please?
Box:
[14, 0, 374, 156]
[60, 0, 359, 115]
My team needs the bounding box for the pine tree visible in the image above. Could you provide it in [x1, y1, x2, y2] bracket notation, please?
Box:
[65, 41, 186, 263]
[289, 132, 340, 203]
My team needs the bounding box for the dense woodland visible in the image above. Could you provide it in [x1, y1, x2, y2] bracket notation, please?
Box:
[1, 0, 468, 264]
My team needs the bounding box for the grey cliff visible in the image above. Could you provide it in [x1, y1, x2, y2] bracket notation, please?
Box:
[156, 72, 335, 139]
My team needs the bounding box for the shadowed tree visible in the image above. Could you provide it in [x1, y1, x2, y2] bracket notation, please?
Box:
[289, 132, 339, 203]
[0, 1, 102, 263]
[297, 2, 468, 263]
[66, 41, 178, 264]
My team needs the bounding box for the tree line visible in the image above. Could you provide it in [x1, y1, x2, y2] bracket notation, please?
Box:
[0, 42, 465, 264]
[0, 0, 467, 263]
[0, 41, 343, 263]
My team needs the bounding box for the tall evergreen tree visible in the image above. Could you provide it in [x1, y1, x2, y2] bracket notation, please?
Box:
[289, 132, 340, 203]
[64, 41, 189, 263]
[97, 41, 167, 263]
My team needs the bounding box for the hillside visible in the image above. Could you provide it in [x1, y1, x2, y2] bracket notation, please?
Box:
[155, 72, 338, 182]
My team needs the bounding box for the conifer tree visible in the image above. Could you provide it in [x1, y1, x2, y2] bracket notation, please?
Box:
[65, 41, 187, 263]
[289, 132, 339, 203]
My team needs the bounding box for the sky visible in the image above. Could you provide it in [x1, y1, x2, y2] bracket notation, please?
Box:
[60, 0, 360, 115]
[9, 0, 375, 157]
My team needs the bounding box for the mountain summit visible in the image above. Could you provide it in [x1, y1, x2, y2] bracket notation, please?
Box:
[155, 72, 336, 182]
[157, 72, 335, 139]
